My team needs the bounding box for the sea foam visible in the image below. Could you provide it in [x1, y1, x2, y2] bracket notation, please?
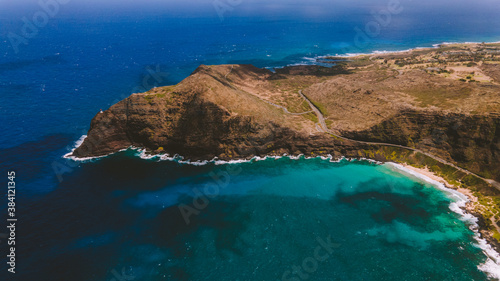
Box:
[386, 163, 500, 279]
[318, 39, 500, 60]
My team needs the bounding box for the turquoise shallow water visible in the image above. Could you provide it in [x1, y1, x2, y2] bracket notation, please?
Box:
[72, 154, 494, 280]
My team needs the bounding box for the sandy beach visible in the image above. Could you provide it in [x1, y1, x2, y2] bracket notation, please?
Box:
[400, 163, 479, 203]
[395, 162, 500, 276]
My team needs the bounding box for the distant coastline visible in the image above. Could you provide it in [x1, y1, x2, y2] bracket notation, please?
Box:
[274, 40, 500, 68]
[326, 40, 500, 57]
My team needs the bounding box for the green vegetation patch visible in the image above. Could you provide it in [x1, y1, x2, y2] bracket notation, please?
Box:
[143, 95, 154, 104]
[303, 112, 318, 123]
[311, 101, 328, 115]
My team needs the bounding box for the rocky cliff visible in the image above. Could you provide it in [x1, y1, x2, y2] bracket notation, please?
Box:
[72, 43, 500, 184]
[344, 111, 500, 182]
[72, 64, 370, 161]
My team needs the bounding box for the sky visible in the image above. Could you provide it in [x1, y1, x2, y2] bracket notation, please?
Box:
[0, 0, 499, 28]
[0, 0, 497, 18]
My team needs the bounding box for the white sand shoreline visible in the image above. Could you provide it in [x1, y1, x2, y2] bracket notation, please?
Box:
[386, 162, 500, 279]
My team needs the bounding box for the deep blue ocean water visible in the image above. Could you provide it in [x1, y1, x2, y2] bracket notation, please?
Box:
[1, 0, 500, 280]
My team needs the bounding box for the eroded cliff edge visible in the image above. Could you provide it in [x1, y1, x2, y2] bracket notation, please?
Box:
[72, 64, 370, 162]
[73, 43, 500, 184]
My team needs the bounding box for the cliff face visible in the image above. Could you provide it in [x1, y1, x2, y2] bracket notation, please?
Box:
[72, 55, 500, 182]
[72, 65, 366, 161]
[344, 111, 500, 181]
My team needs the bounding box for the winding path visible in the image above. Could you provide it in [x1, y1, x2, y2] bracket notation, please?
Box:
[260, 98, 313, 115]
[223, 66, 500, 190]
[224, 66, 312, 116]
[224, 65, 233, 79]
[298, 90, 500, 191]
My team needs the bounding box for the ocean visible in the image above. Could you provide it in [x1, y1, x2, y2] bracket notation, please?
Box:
[1, 0, 500, 280]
